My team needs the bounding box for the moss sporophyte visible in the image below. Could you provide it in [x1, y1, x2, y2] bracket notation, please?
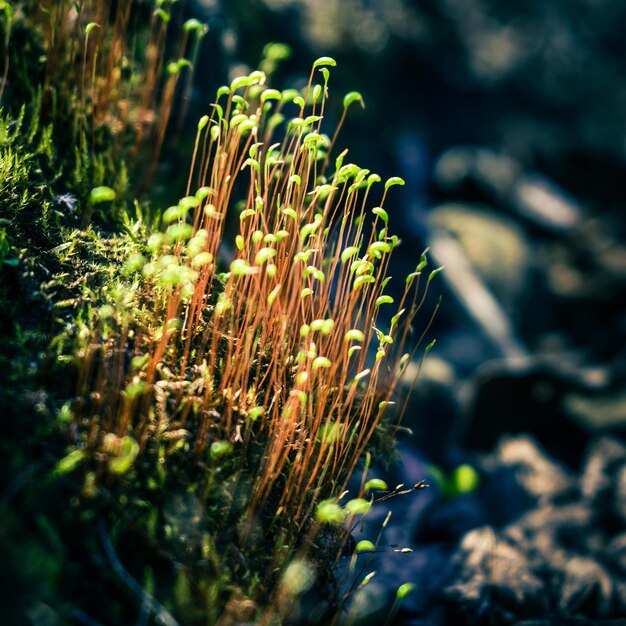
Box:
[1, 3, 437, 622]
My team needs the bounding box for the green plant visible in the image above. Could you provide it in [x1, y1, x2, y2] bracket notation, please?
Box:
[63, 54, 439, 621]
[1, 2, 440, 622]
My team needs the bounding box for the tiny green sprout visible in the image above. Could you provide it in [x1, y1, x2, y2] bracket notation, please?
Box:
[248, 406, 264, 420]
[232, 94, 248, 110]
[230, 75, 250, 91]
[416, 249, 430, 272]
[252, 230, 264, 245]
[196, 186, 213, 201]
[343, 91, 364, 109]
[341, 246, 359, 264]
[88, 186, 116, 205]
[378, 400, 395, 412]
[353, 274, 375, 289]
[230, 113, 247, 127]
[216, 85, 230, 99]
[364, 478, 388, 492]
[293, 96, 305, 109]
[261, 88, 281, 103]
[248, 70, 265, 84]
[239, 208, 256, 221]
[197, 115, 209, 131]
[235, 235, 244, 251]
[315, 499, 345, 524]
[282, 207, 297, 221]
[428, 266, 444, 283]
[344, 329, 365, 343]
[312, 84, 322, 102]
[300, 287, 312, 299]
[425, 339, 436, 354]
[312, 356, 332, 370]
[313, 56, 337, 69]
[375, 295, 394, 307]
[162, 205, 187, 224]
[345, 498, 371, 516]
[384, 176, 405, 192]
[266, 264, 277, 278]
[300, 218, 322, 241]
[396, 583, 415, 600]
[310, 319, 328, 333]
[230, 259, 256, 276]
[360, 572, 376, 587]
[210, 440, 233, 461]
[166, 223, 193, 241]
[183, 18, 206, 33]
[300, 324, 311, 338]
[267, 284, 281, 305]
[54, 449, 84, 476]
[85, 22, 99, 37]
[153, 8, 169, 23]
[204, 204, 221, 220]
[368, 173, 382, 187]
[452, 464, 480, 495]
[368, 241, 392, 257]
[281, 88, 300, 103]
[255, 247, 276, 265]
[356, 540, 376, 553]
[289, 389, 307, 405]
[372, 207, 388, 224]
[191, 252, 213, 268]
[319, 67, 330, 84]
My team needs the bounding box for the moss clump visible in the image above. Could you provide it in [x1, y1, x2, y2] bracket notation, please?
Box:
[0, 2, 435, 623]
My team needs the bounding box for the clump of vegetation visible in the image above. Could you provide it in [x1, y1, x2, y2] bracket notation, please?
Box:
[1, 2, 437, 623]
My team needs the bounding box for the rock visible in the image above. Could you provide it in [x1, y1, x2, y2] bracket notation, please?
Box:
[511, 174, 584, 235]
[462, 357, 609, 466]
[559, 557, 614, 618]
[444, 527, 548, 625]
[485, 436, 577, 504]
[429, 203, 532, 317]
[581, 437, 626, 523]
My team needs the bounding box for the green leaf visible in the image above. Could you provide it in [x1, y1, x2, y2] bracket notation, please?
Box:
[364, 479, 388, 492]
[452, 464, 480, 495]
[372, 207, 388, 224]
[384, 177, 405, 192]
[313, 56, 337, 69]
[210, 440, 233, 461]
[88, 186, 116, 204]
[428, 266, 444, 283]
[85, 22, 99, 37]
[54, 449, 84, 476]
[396, 582, 415, 600]
[355, 540, 376, 553]
[315, 499, 345, 524]
[345, 498, 371, 516]
[343, 91, 364, 109]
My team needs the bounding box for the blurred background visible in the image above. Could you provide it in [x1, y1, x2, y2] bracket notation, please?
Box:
[169, 1, 626, 623]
